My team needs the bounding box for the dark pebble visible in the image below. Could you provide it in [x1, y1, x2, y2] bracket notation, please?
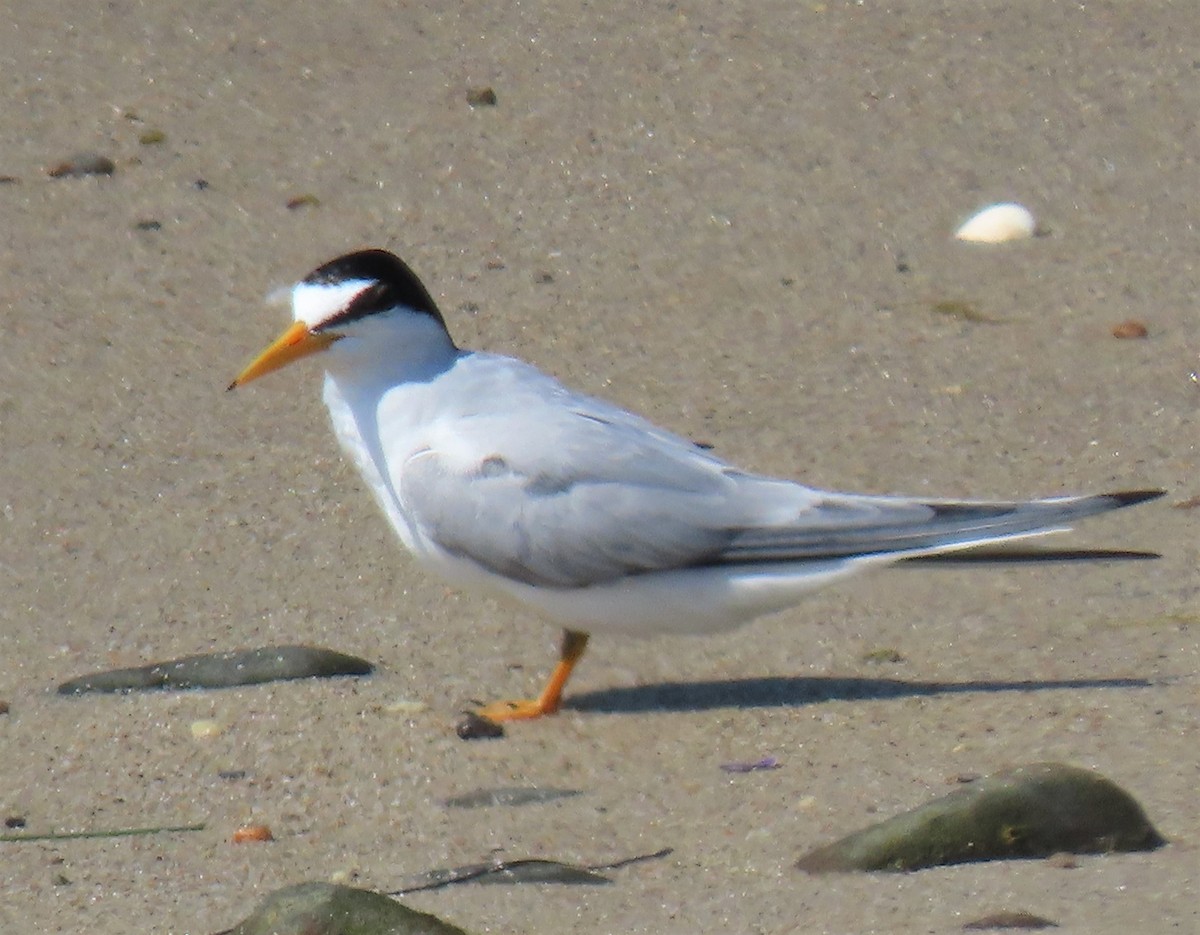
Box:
[286, 193, 320, 210]
[455, 711, 504, 740]
[47, 153, 116, 178]
[466, 87, 498, 107]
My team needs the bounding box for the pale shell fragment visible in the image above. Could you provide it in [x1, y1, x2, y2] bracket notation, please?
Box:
[190, 718, 223, 739]
[954, 203, 1036, 243]
[383, 699, 429, 716]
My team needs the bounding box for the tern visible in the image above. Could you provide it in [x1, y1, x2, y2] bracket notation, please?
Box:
[230, 248, 1161, 722]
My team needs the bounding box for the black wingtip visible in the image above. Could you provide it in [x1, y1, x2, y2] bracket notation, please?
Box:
[1105, 489, 1167, 508]
[905, 547, 1161, 566]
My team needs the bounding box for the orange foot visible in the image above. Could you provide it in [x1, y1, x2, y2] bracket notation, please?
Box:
[475, 629, 590, 723]
[475, 696, 560, 722]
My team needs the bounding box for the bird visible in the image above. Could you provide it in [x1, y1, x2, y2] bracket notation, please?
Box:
[229, 248, 1162, 722]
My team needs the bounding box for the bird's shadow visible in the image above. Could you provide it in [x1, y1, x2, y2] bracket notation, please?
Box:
[566, 674, 1153, 715]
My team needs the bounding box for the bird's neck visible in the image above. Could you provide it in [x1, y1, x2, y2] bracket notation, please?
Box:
[325, 317, 459, 389]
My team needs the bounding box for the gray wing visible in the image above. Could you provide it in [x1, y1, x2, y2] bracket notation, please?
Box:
[400, 403, 758, 587]
[398, 385, 1160, 589]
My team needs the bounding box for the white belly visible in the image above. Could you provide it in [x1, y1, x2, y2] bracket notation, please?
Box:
[402, 538, 873, 636]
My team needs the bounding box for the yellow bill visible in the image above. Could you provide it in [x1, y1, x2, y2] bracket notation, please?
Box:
[228, 321, 340, 389]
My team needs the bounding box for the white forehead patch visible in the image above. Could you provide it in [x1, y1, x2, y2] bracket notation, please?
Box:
[291, 279, 374, 328]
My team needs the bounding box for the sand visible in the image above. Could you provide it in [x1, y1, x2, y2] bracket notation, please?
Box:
[1, 1, 1197, 932]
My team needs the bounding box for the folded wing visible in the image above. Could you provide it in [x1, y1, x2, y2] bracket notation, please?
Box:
[397, 396, 1160, 589]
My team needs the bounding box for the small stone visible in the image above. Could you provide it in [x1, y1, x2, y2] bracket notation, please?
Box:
[466, 87, 498, 107]
[286, 193, 320, 210]
[1111, 319, 1148, 339]
[232, 824, 274, 844]
[456, 711, 504, 740]
[47, 152, 116, 178]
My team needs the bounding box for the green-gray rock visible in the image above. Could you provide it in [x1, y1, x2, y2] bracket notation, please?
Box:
[797, 762, 1165, 873]
[58, 645, 373, 694]
[217, 882, 470, 935]
[962, 909, 1058, 930]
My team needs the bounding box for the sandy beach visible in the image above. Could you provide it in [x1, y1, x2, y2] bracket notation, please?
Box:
[1, 1, 1196, 932]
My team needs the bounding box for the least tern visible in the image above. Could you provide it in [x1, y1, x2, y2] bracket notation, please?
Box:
[230, 249, 1161, 721]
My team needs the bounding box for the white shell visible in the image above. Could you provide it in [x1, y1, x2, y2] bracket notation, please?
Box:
[190, 718, 223, 739]
[954, 203, 1036, 243]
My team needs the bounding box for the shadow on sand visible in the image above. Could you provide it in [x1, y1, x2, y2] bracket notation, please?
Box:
[566, 675, 1153, 714]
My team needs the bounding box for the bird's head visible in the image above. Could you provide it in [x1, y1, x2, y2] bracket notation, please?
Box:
[229, 249, 448, 389]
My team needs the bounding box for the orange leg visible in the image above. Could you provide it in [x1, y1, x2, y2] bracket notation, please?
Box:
[476, 629, 589, 722]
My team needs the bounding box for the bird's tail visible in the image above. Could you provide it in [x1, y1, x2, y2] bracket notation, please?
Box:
[723, 489, 1164, 564]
